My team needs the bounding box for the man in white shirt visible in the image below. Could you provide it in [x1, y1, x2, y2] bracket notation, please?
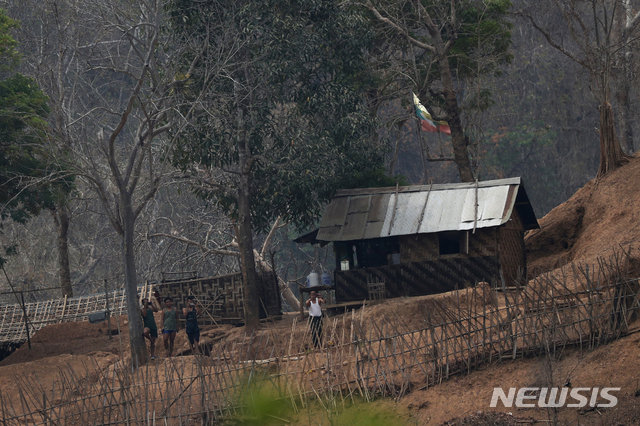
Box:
[306, 290, 325, 348]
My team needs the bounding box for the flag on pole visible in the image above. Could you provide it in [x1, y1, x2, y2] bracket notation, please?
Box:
[412, 93, 451, 135]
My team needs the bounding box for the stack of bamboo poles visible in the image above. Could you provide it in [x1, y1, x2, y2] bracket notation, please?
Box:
[2, 251, 640, 425]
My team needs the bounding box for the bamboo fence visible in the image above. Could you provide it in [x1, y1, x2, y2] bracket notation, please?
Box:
[0, 281, 166, 344]
[2, 253, 640, 425]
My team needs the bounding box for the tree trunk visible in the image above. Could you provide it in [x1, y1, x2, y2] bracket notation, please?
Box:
[121, 194, 148, 365]
[434, 55, 475, 183]
[252, 248, 300, 311]
[615, 4, 635, 155]
[237, 139, 260, 332]
[618, 84, 634, 154]
[618, 50, 634, 154]
[52, 206, 73, 298]
[597, 102, 630, 178]
[366, 1, 475, 183]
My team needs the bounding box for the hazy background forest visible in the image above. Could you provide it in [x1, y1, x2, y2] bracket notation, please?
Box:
[0, 0, 635, 310]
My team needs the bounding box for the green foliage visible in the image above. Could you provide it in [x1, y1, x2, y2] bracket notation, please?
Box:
[232, 385, 290, 425]
[333, 399, 411, 426]
[0, 9, 74, 263]
[230, 383, 412, 426]
[0, 72, 74, 223]
[0, 9, 19, 71]
[167, 0, 389, 232]
[450, 0, 513, 79]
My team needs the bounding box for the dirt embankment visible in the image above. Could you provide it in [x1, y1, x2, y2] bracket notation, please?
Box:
[526, 153, 640, 277]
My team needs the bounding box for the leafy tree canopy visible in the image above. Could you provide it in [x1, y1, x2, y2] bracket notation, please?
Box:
[450, 0, 513, 78]
[167, 0, 391, 232]
[0, 9, 73, 263]
[0, 9, 19, 71]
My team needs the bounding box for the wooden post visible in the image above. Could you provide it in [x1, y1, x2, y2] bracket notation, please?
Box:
[105, 279, 112, 341]
[20, 291, 31, 350]
[299, 284, 305, 321]
[59, 294, 68, 323]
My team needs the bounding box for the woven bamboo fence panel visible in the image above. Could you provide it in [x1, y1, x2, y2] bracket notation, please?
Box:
[0, 287, 130, 344]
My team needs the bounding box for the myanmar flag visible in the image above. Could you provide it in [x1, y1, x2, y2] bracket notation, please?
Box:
[412, 93, 451, 135]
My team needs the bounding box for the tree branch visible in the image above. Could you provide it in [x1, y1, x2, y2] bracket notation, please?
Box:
[365, 0, 436, 53]
[147, 232, 240, 257]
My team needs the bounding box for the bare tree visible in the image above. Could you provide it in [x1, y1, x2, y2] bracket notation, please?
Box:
[146, 210, 301, 311]
[614, 0, 637, 154]
[5, 0, 209, 364]
[517, 0, 640, 178]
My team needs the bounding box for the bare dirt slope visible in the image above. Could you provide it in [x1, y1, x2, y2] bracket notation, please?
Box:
[4, 156, 640, 425]
[526, 153, 640, 276]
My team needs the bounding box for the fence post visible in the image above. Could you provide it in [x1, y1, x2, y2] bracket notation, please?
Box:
[20, 291, 31, 350]
[59, 294, 68, 323]
[105, 279, 112, 340]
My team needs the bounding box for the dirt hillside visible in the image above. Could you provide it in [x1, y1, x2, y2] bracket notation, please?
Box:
[526, 153, 640, 276]
[4, 156, 640, 425]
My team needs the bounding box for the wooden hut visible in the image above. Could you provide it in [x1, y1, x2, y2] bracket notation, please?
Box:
[296, 177, 539, 304]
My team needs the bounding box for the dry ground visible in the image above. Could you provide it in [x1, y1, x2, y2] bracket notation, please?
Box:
[5, 155, 640, 425]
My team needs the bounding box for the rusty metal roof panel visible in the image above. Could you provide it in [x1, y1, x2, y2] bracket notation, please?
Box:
[347, 195, 371, 214]
[339, 212, 369, 240]
[368, 194, 390, 223]
[319, 197, 349, 228]
[316, 225, 343, 241]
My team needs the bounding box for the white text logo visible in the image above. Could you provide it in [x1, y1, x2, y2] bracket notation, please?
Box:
[490, 387, 620, 408]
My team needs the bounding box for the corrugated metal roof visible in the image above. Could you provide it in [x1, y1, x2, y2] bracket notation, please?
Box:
[315, 177, 539, 242]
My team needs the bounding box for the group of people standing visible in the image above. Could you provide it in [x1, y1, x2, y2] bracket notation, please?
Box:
[138, 289, 328, 359]
[140, 295, 202, 359]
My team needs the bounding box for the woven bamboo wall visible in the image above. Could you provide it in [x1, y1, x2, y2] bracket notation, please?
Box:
[468, 227, 499, 257]
[399, 228, 498, 263]
[399, 233, 439, 262]
[498, 211, 526, 286]
[335, 256, 500, 303]
[155, 271, 281, 324]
